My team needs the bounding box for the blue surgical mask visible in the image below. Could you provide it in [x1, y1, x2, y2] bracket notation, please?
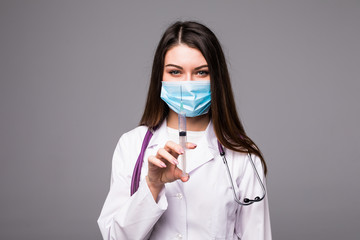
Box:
[160, 80, 211, 117]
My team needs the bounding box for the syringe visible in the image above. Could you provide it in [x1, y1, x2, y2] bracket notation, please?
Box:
[178, 86, 187, 177]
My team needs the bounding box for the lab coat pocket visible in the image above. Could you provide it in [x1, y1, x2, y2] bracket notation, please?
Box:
[208, 180, 238, 239]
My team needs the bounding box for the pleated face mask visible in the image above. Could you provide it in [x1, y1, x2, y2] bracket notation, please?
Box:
[160, 80, 211, 117]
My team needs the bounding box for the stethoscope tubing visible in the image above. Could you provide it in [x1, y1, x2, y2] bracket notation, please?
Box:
[217, 141, 266, 206]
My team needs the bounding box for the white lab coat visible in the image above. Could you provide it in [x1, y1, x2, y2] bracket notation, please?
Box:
[98, 120, 272, 240]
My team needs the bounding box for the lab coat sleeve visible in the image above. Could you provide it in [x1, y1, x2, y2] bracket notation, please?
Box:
[97, 130, 168, 240]
[235, 154, 272, 240]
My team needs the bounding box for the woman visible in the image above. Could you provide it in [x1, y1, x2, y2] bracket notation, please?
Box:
[98, 21, 272, 239]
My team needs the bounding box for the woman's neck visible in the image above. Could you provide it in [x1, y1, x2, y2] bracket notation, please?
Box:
[166, 110, 210, 131]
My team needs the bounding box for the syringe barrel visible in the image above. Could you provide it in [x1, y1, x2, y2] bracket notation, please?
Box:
[178, 112, 187, 176]
[179, 137, 187, 175]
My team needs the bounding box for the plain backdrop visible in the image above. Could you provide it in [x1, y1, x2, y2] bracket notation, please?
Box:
[0, 1, 359, 239]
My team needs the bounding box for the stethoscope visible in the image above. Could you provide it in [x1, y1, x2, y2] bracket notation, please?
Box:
[130, 128, 266, 206]
[217, 141, 266, 205]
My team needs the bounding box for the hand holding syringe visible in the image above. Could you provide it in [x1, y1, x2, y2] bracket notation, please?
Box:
[146, 86, 196, 198]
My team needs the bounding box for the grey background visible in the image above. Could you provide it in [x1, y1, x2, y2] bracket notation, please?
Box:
[0, 0, 359, 239]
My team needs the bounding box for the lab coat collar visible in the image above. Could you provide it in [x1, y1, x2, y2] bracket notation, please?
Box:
[147, 119, 168, 149]
[147, 118, 217, 174]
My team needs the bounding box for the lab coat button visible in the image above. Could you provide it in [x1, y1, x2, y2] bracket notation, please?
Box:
[176, 233, 183, 239]
[176, 193, 183, 199]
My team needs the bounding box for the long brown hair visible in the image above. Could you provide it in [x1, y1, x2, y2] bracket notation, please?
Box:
[140, 21, 267, 174]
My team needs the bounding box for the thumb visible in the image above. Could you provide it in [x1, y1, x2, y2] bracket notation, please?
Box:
[180, 173, 190, 182]
[174, 167, 189, 182]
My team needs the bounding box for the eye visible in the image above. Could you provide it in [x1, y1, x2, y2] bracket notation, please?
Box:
[196, 70, 209, 77]
[169, 70, 181, 75]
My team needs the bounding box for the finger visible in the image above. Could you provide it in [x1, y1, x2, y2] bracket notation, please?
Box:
[148, 155, 166, 168]
[180, 173, 190, 182]
[173, 167, 188, 181]
[164, 140, 184, 156]
[186, 142, 197, 149]
[157, 148, 178, 165]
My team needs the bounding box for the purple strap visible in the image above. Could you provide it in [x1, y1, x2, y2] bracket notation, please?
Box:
[130, 129, 153, 196]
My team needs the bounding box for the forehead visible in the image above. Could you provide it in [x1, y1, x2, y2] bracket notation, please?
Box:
[164, 44, 207, 65]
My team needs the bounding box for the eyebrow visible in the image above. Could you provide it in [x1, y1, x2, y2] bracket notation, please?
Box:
[164, 64, 208, 70]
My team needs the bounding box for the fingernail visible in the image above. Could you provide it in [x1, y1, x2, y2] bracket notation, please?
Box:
[161, 162, 166, 168]
[179, 148, 184, 154]
[173, 158, 179, 165]
[191, 143, 197, 148]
